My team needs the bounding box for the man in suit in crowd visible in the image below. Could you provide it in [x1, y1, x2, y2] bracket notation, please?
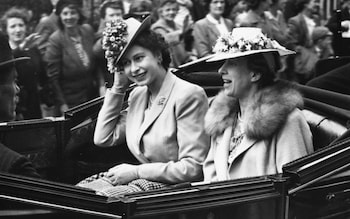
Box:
[0, 31, 40, 178]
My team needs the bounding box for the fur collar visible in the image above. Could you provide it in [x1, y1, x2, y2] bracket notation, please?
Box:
[205, 80, 304, 140]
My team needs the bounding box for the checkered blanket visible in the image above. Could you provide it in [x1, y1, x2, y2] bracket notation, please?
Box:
[76, 172, 169, 197]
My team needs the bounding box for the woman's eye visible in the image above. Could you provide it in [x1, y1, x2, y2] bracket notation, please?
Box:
[135, 56, 144, 62]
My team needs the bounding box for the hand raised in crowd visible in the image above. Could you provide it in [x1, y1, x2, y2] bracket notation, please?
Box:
[19, 33, 41, 51]
[106, 163, 139, 185]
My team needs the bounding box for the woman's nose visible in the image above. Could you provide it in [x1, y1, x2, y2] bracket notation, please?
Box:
[130, 61, 139, 73]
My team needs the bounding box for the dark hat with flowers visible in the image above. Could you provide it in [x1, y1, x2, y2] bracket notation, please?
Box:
[102, 16, 151, 73]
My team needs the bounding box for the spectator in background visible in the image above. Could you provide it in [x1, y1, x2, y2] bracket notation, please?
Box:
[151, 0, 195, 68]
[326, 0, 350, 56]
[228, 0, 247, 25]
[44, 0, 97, 116]
[312, 26, 334, 60]
[1, 7, 45, 120]
[34, 0, 60, 56]
[94, 0, 125, 95]
[287, 0, 320, 84]
[174, 0, 194, 29]
[126, 0, 154, 22]
[192, 0, 233, 58]
[0, 31, 41, 178]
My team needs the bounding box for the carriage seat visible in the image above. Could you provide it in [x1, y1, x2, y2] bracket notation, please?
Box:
[302, 109, 348, 151]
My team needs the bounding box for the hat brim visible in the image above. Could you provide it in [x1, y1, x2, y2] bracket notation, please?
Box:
[116, 16, 152, 64]
[207, 49, 295, 62]
[0, 57, 30, 67]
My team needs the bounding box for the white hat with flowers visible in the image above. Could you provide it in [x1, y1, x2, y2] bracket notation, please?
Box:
[207, 27, 295, 62]
[102, 16, 151, 73]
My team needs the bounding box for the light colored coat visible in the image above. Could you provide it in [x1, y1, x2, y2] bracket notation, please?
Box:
[203, 81, 313, 182]
[94, 72, 210, 184]
[192, 17, 234, 58]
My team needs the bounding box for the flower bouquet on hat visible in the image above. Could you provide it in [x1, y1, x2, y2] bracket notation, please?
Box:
[207, 27, 295, 62]
[102, 16, 152, 74]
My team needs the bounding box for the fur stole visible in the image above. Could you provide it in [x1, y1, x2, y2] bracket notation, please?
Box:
[205, 80, 304, 140]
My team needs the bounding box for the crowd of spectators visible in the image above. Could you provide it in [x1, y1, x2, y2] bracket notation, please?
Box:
[0, 0, 349, 121]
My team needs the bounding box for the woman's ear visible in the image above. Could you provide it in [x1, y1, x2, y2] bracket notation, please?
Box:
[156, 52, 163, 64]
[250, 72, 261, 82]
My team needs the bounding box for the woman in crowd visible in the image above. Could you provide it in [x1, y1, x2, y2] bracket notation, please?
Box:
[1, 7, 44, 120]
[151, 0, 194, 68]
[77, 17, 209, 196]
[203, 27, 313, 182]
[44, 0, 97, 116]
[192, 0, 233, 58]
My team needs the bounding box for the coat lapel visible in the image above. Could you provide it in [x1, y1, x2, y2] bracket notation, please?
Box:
[227, 135, 257, 169]
[127, 87, 148, 158]
[205, 18, 220, 38]
[136, 72, 176, 146]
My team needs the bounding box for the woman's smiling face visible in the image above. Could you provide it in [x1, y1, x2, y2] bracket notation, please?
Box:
[218, 57, 253, 98]
[60, 6, 79, 29]
[159, 2, 178, 22]
[120, 45, 163, 87]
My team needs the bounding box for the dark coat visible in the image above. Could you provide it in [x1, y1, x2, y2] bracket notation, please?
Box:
[45, 24, 97, 108]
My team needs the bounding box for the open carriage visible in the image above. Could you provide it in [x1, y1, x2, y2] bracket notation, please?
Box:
[1, 57, 350, 219]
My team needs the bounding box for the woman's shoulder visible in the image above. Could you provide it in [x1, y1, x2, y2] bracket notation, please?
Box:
[194, 17, 209, 26]
[173, 76, 207, 99]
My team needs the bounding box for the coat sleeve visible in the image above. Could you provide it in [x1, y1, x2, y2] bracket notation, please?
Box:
[93, 89, 127, 147]
[275, 109, 313, 173]
[44, 32, 66, 106]
[137, 87, 210, 183]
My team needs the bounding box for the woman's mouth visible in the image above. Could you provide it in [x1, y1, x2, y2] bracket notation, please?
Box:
[133, 72, 147, 79]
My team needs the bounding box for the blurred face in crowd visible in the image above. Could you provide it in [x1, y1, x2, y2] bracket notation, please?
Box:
[6, 17, 26, 45]
[209, 0, 226, 18]
[218, 57, 254, 98]
[305, 0, 319, 14]
[0, 67, 20, 122]
[260, 0, 272, 11]
[121, 45, 164, 88]
[278, 0, 287, 10]
[60, 6, 80, 29]
[104, 7, 124, 22]
[318, 36, 333, 51]
[51, 0, 59, 7]
[159, 2, 178, 22]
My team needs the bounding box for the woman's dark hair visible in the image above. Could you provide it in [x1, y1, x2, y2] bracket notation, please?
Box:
[99, 0, 124, 19]
[134, 29, 171, 70]
[203, 0, 228, 12]
[295, 0, 311, 13]
[55, 0, 85, 29]
[1, 7, 28, 32]
[125, 0, 154, 22]
[245, 0, 269, 10]
[246, 52, 280, 89]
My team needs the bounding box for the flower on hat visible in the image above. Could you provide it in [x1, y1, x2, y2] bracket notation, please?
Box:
[212, 30, 285, 54]
[102, 19, 128, 73]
